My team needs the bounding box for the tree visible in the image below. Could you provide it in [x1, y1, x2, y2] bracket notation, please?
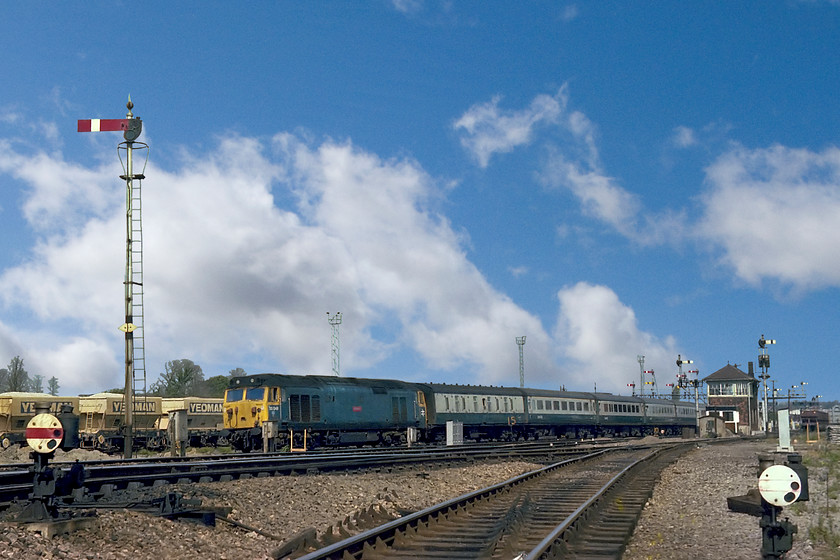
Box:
[229, 367, 247, 377]
[31, 374, 44, 393]
[6, 356, 30, 392]
[0, 368, 8, 392]
[48, 376, 60, 396]
[151, 359, 205, 397]
[204, 375, 230, 398]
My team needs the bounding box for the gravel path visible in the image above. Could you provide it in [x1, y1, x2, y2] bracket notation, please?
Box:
[624, 439, 830, 560]
[1, 439, 835, 559]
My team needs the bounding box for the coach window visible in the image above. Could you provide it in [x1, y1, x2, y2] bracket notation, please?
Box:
[576, 402, 582, 411]
[553, 401, 560, 411]
[536, 400, 543, 410]
[583, 402, 589, 411]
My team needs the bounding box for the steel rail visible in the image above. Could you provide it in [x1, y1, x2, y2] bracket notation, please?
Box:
[0, 441, 592, 508]
[290, 443, 692, 560]
[522, 445, 671, 559]
[292, 449, 610, 560]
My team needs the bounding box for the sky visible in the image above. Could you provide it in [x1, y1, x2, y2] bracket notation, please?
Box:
[1, 2, 839, 403]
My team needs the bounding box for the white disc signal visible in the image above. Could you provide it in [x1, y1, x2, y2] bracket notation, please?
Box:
[758, 464, 802, 506]
[25, 413, 64, 454]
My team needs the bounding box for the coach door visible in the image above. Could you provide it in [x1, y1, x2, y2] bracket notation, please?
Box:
[416, 391, 428, 427]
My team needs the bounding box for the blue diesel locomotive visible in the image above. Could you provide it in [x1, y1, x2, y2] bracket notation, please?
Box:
[222, 373, 697, 451]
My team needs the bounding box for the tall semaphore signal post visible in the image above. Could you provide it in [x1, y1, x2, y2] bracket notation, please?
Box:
[78, 98, 148, 458]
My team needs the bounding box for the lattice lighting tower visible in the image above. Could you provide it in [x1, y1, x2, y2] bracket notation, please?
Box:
[327, 312, 342, 376]
[516, 336, 526, 388]
[77, 97, 148, 458]
[637, 355, 646, 397]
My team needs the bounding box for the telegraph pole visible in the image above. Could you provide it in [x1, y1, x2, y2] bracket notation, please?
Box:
[78, 98, 147, 458]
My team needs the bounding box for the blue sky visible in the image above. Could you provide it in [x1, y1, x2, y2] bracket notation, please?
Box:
[1, 2, 839, 403]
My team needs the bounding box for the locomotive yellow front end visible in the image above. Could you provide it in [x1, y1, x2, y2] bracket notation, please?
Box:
[223, 380, 281, 451]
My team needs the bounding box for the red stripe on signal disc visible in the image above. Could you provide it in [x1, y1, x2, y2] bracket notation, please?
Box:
[26, 427, 63, 439]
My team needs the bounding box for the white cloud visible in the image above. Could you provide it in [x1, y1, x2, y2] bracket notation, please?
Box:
[0, 127, 702, 396]
[560, 5, 579, 22]
[391, 0, 423, 14]
[554, 282, 678, 394]
[454, 88, 568, 168]
[508, 265, 528, 278]
[672, 126, 697, 148]
[458, 88, 680, 246]
[541, 149, 642, 238]
[698, 144, 840, 291]
[0, 132, 564, 394]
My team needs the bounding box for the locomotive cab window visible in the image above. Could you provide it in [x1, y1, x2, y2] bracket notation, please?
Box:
[225, 388, 244, 402]
[246, 388, 266, 401]
[268, 387, 280, 402]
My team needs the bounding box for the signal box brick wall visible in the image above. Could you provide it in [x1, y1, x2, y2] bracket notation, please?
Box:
[703, 364, 760, 434]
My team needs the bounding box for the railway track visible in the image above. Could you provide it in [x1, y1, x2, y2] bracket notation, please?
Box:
[0, 440, 591, 508]
[289, 442, 692, 560]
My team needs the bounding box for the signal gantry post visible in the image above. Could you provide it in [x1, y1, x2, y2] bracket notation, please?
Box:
[758, 335, 776, 434]
[78, 98, 148, 459]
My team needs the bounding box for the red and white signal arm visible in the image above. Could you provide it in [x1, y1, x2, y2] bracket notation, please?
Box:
[25, 413, 64, 454]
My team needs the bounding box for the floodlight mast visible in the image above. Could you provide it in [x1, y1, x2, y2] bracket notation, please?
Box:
[78, 97, 147, 459]
[516, 336, 526, 388]
[637, 355, 646, 397]
[327, 312, 342, 376]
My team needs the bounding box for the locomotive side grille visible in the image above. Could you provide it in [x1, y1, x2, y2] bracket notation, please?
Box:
[290, 394, 301, 421]
[300, 395, 311, 422]
[392, 396, 408, 423]
[289, 394, 321, 423]
[311, 395, 321, 421]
